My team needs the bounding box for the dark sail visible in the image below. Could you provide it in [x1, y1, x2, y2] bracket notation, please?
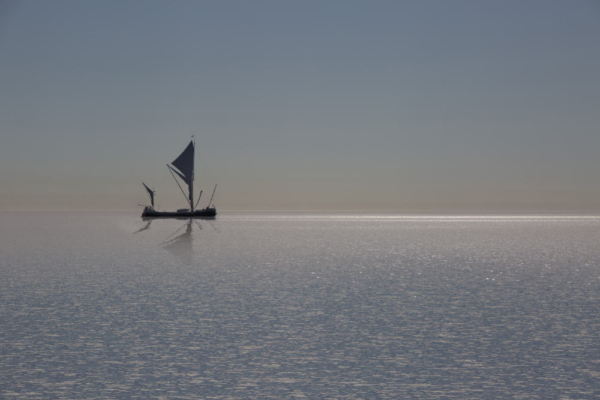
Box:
[171, 141, 194, 185]
[142, 182, 155, 208]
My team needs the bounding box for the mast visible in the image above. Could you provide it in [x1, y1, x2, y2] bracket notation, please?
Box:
[189, 165, 194, 212]
[190, 136, 195, 211]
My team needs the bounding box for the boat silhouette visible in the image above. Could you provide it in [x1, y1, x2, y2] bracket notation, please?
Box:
[141, 138, 217, 218]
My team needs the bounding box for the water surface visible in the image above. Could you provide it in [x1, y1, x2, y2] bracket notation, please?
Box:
[1, 212, 599, 398]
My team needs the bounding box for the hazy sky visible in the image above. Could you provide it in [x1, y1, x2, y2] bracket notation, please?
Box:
[1, 0, 599, 212]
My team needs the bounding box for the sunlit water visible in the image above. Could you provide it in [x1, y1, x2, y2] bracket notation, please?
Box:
[1, 212, 599, 399]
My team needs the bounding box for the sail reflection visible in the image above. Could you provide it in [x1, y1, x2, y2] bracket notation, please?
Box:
[160, 219, 194, 258]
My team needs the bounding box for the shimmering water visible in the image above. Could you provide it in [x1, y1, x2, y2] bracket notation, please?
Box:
[1, 212, 600, 399]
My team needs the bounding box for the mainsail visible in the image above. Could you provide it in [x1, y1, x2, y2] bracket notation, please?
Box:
[171, 141, 194, 185]
[168, 140, 195, 210]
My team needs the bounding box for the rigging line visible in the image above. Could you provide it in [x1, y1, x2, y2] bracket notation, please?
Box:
[208, 184, 217, 207]
[167, 165, 192, 209]
[194, 190, 203, 210]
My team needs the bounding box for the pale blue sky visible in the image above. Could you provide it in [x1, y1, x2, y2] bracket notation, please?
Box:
[1, 1, 599, 211]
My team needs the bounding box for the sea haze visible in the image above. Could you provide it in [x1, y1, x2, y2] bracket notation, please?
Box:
[1, 212, 599, 398]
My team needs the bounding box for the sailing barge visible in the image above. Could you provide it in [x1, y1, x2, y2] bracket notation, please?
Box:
[141, 139, 217, 218]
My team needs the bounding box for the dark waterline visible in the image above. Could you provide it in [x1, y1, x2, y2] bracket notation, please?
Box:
[1, 212, 599, 398]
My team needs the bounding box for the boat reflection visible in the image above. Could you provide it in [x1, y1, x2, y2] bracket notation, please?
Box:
[134, 217, 217, 258]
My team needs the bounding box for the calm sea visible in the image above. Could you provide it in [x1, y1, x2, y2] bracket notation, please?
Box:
[1, 212, 599, 399]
